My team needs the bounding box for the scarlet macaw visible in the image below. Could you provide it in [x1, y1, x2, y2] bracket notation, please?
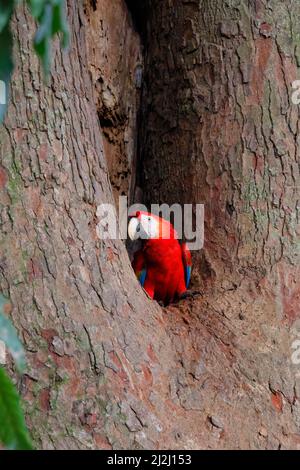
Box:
[128, 211, 192, 305]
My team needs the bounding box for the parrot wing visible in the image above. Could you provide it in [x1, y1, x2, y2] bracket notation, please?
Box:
[181, 242, 192, 288]
[132, 248, 147, 287]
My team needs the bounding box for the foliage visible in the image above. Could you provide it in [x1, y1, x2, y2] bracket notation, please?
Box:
[0, 294, 33, 450]
[0, 296, 26, 373]
[0, 0, 69, 122]
[0, 368, 33, 450]
[27, 0, 69, 74]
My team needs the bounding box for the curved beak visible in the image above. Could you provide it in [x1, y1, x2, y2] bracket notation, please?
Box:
[128, 217, 140, 241]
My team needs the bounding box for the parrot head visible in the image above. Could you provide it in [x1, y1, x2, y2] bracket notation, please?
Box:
[128, 211, 177, 241]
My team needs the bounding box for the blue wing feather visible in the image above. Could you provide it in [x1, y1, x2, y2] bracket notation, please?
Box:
[185, 265, 191, 288]
[138, 269, 147, 287]
[132, 249, 147, 287]
[181, 242, 192, 288]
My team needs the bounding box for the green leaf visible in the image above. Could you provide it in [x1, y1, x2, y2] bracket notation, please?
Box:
[0, 0, 15, 33]
[0, 368, 33, 450]
[33, 3, 53, 76]
[1, 0, 69, 119]
[0, 24, 13, 123]
[30, 0, 69, 77]
[0, 295, 26, 373]
[26, 0, 45, 19]
[52, 1, 69, 48]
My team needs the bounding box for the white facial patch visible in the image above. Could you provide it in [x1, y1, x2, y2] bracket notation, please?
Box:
[128, 215, 159, 240]
[139, 214, 159, 239]
[128, 217, 140, 240]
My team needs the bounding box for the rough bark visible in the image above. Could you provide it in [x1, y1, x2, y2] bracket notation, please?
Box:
[84, 0, 143, 205]
[139, 0, 300, 448]
[0, 0, 299, 450]
[0, 1, 162, 450]
[142, 0, 300, 298]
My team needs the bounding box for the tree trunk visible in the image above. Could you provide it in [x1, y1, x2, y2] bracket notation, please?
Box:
[0, 1, 162, 450]
[0, 0, 299, 450]
[140, 0, 300, 448]
[142, 0, 300, 294]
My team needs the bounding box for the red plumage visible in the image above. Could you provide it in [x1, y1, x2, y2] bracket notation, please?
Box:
[130, 212, 191, 305]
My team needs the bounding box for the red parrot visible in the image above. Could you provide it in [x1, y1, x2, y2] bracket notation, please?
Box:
[128, 211, 192, 305]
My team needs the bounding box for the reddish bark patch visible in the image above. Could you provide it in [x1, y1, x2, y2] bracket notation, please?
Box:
[141, 363, 153, 386]
[271, 391, 283, 412]
[250, 37, 272, 104]
[52, 354, 72, 369]
[147, 343, 159, 363]
[108, 351, 129, 383]
[38, 143, 48, 161]
[41, 329, 59, 345]
[67, 236, 76, 246]
[28, 187, 43, 218]
[106, 247, 116, 262]
[27, 258, 43, 281]
[22, 375, 35, 404]
[86, 413, 98, 427]
[94, 434, 113, 450]
[278, 264, 300, 323]
[0, 166, 8, 189]
[259, 22, 272, 37]
[67, 375, 81, 397]
[282, 284, 300, 323]
[14, 128, 26, 143]
[254, 154, 264, 175]
[39, 388, 51, 411]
